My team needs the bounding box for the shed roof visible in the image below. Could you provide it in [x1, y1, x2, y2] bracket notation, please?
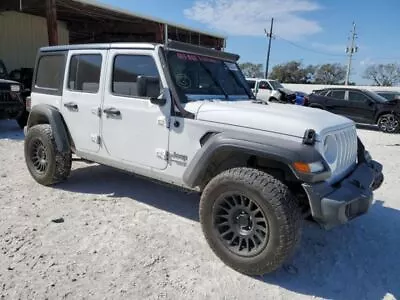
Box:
[72, 0, 226, 40]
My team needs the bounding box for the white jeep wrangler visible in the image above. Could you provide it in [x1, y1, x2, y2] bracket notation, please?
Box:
[24, 40, 383, 275]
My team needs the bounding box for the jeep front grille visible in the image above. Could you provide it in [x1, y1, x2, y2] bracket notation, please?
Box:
[324, 126, 358, 182]
[0, 91, 20, 105]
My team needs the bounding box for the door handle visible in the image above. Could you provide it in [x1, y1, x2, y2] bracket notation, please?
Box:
[103, 107, 121, 116]
[64, 102, 78, 110]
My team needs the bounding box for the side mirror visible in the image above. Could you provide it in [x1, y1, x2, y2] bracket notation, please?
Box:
[137, 75, 163, 100]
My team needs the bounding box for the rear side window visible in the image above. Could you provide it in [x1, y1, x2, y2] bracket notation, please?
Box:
[68, 54, 102, 93]
[327, 90, 345, 100]
[35, 55, 65, 90]
[112, 55, 160, 97]
[313, 89, 328, 96]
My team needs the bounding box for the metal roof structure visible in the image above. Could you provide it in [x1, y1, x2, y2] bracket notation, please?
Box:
[73, 0, 226, 40]
[0, 0, 226, 49]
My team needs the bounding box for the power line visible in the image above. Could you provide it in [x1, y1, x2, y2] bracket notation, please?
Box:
[274, 35, 347, 58]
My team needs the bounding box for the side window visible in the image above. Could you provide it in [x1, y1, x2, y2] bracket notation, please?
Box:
[258, 81, 271, 90]
[315, 89, 329, 96]
[68, 54, 102, 93]
[348, 91, 368, 103]
[35, 55, 65, 90]
[327, 90, 345, 100]
[112, 55, 160, 98]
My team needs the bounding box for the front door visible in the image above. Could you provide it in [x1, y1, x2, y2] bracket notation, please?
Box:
[256, 80, 272, 101]
[346, 90, 376, 124]
[101, 49, 170, 170]
[62, 50, 106, 153]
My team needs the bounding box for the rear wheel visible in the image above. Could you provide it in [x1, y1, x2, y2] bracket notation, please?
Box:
[24, 124, 72, 186]
[200, 167, 302, 275]
[377, 114, 399, 133]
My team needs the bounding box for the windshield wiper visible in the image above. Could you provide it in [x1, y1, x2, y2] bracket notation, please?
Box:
[197, 60, 229, 100]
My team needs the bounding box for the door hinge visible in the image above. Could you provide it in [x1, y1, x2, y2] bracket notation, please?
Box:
[91, 134, 101, 145]
[91, 107, 102, 117]
[156, 149, 168, 160]
[157, 116, 170, 128]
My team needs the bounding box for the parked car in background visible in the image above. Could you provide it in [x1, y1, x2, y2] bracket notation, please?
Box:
[375, 90, 400, 101]
[246, 78, 296, 104]
[0, 59, 28, 128]
[307, 87, 400, 133]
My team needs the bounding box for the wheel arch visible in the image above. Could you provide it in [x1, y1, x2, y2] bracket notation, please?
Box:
[375, 110, 396, 124]
[183, 132, 329, 190]
[27, 104, 73, 153]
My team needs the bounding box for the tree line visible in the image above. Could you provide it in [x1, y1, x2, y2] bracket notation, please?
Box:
[239, 61, 400, 86]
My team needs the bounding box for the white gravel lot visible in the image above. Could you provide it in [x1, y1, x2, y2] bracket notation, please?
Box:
[0, 119, 399, 300]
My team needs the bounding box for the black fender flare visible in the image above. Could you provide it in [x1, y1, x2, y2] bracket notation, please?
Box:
[182, 132, 330, 188]
[27, 104, 71, 153]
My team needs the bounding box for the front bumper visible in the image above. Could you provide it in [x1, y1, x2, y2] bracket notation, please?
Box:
[303, 159, 383, 229]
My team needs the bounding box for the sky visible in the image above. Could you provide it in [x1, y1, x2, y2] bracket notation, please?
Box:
[103, 0, 400, 84]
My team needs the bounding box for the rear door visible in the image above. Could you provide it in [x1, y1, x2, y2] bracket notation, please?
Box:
[62, 50, 106, 153]
[346, 90, 376, 124]
[323, 90, 350, 117]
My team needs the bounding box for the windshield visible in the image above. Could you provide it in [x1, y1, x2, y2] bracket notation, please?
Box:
[376, 92, 400, 101]
[166, 50, 251, 102]
[363, 90, 390, 103]
[269, 80, 284, 89]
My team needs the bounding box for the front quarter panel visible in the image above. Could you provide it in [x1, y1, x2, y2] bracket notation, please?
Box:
[179, 130, 330, 188]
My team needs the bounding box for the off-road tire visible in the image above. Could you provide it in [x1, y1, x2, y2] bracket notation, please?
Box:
[24, 124, 72, 186]
[377, 113, 400, 133]
[200, 167, 302, 275]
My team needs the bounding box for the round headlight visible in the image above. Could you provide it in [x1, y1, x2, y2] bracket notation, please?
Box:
[323, 135, 338, 164]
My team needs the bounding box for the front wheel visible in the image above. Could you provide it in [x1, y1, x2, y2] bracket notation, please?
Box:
[24, 124, 72, 186]
[377, 114, 399, 133]
[200, 168, 302, 275]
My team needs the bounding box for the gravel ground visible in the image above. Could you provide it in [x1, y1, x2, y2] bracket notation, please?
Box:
[0, 119, 399, 300]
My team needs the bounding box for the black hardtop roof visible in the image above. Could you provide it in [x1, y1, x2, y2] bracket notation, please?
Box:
[39, 40, 241, 63]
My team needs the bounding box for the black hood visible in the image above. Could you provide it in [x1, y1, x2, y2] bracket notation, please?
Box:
[0, 79, 21, 90]
[384, 98, 400, 107]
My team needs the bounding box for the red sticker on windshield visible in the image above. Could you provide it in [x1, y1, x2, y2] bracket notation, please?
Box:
[176, 52, 217, 63]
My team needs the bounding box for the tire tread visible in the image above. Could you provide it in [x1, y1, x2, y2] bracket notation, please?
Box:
[200, 167, 302, 275]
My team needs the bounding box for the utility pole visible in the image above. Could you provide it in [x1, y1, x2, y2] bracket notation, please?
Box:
[46, 0, 58, 46]
[264, 18, 274, 79]
[345, 22, 358, 85]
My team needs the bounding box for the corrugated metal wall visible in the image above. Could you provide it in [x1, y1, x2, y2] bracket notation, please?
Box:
[0, 11, 69, 72]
